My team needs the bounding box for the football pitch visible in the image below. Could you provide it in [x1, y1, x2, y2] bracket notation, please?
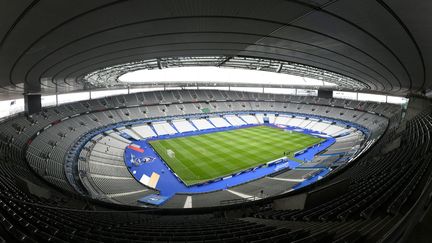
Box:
[149, 125, 324, 185]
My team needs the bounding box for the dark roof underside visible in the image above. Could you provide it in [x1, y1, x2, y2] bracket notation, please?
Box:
[0, 0, 431, 96]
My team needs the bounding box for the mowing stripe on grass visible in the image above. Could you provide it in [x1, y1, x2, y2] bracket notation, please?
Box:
[149, 126, 324, 185]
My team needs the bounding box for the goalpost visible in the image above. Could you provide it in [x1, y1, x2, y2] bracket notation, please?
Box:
[167, 149, 176, 159]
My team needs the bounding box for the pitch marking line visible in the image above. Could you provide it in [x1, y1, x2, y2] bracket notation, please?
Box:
[226, 189, 261, 200]
[184, 196, 192, 208]
[267, 177, 305, 182]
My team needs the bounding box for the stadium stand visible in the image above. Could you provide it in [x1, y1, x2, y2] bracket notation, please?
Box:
[209, 117, 232, 128]
[238, 115, 259, 124]
[191, 118, 216, 130]
[0, 107, 431, 242]
[18, 91, 389, 205]
[2, 1, 432, 241]
[251, 113, 431, 238]
[152, 121, 178, 136]
[2, 87, 431, 239]
[172, 119, 197, 133]
[131, 125, 157, 139]
[225, 115, 247, 126]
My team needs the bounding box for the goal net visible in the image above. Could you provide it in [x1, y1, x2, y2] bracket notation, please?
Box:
[167, 149, 176, 159]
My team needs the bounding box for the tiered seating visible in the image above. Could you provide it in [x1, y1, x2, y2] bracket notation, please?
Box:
[151, 121, 177, 135]
[191, 118, 214, 130]
[252, 112, 432, 242]
[270, 168, 320, 181]
[191, 191, 244, 208]
[172, 119, 196, 133]
[286, 117, 305, 127]
[2, 90, 396, 206]
[310, 121, 332, 132]
[324, 132, 364, 154]
[78, 134, 156, 204]
[106, 131, 132, 145]
[267, 114, 276, 124]
[297, 118, 312, 128]
[209, 117, 232, 127]
[0, 195, 297, 243]
[131, 124, 157, 138]
[225, 115, 247, 126]
[1, 89, 429, 242]
[321, 124, 345, 135]
[239, 114, 259, 124]
[304, 119, 319, 129]
[255, 114, 265, 123]
[274, 115, 290, 125]
[118, 127, 141, 140]
[229, 177, 298, 198]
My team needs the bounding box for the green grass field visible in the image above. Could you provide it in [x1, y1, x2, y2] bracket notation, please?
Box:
[149, 126, 324, 185]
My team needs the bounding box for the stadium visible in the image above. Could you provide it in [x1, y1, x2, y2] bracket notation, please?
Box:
[0, 1, 431, 242]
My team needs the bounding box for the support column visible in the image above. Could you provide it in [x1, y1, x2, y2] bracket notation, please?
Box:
[55, 82, 59, 106]
[24, 94, 42, 115]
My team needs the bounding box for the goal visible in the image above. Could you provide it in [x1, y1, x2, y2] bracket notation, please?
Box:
[167, 149, 176, 158]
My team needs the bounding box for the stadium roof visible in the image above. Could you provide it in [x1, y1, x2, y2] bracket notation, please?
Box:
[0, 0, 431, 97]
